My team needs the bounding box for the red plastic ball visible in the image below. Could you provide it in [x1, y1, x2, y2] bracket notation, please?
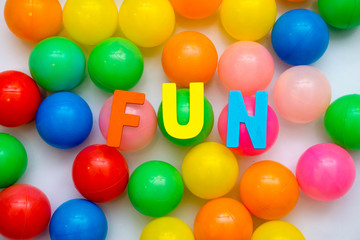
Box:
[72, 144, 129, 203]
[0, 184, 51, 239]
[0, 71, 41, 127]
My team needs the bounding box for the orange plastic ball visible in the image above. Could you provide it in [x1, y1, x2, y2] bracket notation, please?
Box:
[169, 0, 222, 19]
[194, 198, 253, 240]
[240, 160, 299, 220]
[4, 0, 62, 42]
[162, 31, 218, 88]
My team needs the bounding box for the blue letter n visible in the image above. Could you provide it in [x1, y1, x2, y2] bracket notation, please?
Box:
[226, 91, 268, 149]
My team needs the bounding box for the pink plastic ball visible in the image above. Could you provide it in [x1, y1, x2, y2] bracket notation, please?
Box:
[218, 97, 279, 156]
[218, 41, 274, 96]
[296, 143, 356, 201]
[273, 66, 331, 123]
[99, 96, 157, 152]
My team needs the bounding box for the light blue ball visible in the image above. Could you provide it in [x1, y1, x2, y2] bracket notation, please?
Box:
[36, 92, 93, 149]
[271, 9, 329, 65]
[49, 199, 108, 240]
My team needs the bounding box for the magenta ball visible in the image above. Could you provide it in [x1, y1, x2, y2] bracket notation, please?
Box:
[218, 41, 274, 96]
[296, 143, 356, 201]
[218, 97, 279, 156]
[274, 66, 331, 123]
[99, 96, 157, 152]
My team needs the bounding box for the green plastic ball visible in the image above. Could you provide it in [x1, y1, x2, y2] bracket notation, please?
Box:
[88, 37, 144, 92]
[318, 0, 360, 29]
[29, 37, 86, 92]
[0, 133, 27, 188]
[158, 88, 214, 147]
[324, 94, 360, 150]
[128, 161, 184, 217]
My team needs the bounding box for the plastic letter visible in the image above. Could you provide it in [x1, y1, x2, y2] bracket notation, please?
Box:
[107, 90, 145, 147]
[162, 83, 204, 139]
[227, 91, 268, 149]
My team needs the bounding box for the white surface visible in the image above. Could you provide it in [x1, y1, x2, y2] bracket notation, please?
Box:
[1, 0, 360, 239]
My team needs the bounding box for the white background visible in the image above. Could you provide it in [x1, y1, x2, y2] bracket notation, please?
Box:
[1, 0, 360, 239]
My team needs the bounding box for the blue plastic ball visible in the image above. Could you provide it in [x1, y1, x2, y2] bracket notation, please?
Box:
[49, 199, 108, 240]
[36, 92, 93, 149]
[271, 9, 329, 66]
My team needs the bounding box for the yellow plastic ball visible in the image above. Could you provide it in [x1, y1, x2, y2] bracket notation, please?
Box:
[220, 0, 277, 41]
[182, 142, 238, 199]
[63, 0, 118, 45]
[119, 0, 175, 48]
[252, 221, 306, 240]
[140, 217, 195, 240]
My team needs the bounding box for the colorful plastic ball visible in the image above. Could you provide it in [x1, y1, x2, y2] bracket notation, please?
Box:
[49, 199, 107, 240]
[169, 0, 222, 19]
[158, 89, 214, 147]
[162, 31, 218, 88]
[0, 70, 41, 127]
[296, 143, 356, 201]
[218, 41, 274, 96]
[318, 0, 360, 29]
[0, 133, 27, 188]
[240, 160, 299, 220]
[99, 96, 157, 152]
[271, 9, 329, 65]
[63, 0, 118, 45]
[88, 38, 144, 92]
[128, 161, 184, 217]
[140, 217, 195, 240]
[194, 198, 253, 240]
[251, 221, 305, 240]
[182, 142, 238, 199]
[0, 184, 51, 239]
[274, 66, 331, 123]
[119, 0, 175, 47]
[218, 97, 279, 156]
[35, 92, 93, 149]
[324, 94, 360, 150]
[220, 0, 277, 41]
[4, 0, 62, 42]
[29, 37, 86, 92]
[72, 145, 129, 203]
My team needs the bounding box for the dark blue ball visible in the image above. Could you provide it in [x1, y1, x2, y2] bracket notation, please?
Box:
[271, 9, 329, 65]
[49, 199, 108, 240]
[36, 92, 93, 149]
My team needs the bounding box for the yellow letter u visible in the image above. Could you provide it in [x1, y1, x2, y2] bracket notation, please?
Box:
[162, 83, 204, 139]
